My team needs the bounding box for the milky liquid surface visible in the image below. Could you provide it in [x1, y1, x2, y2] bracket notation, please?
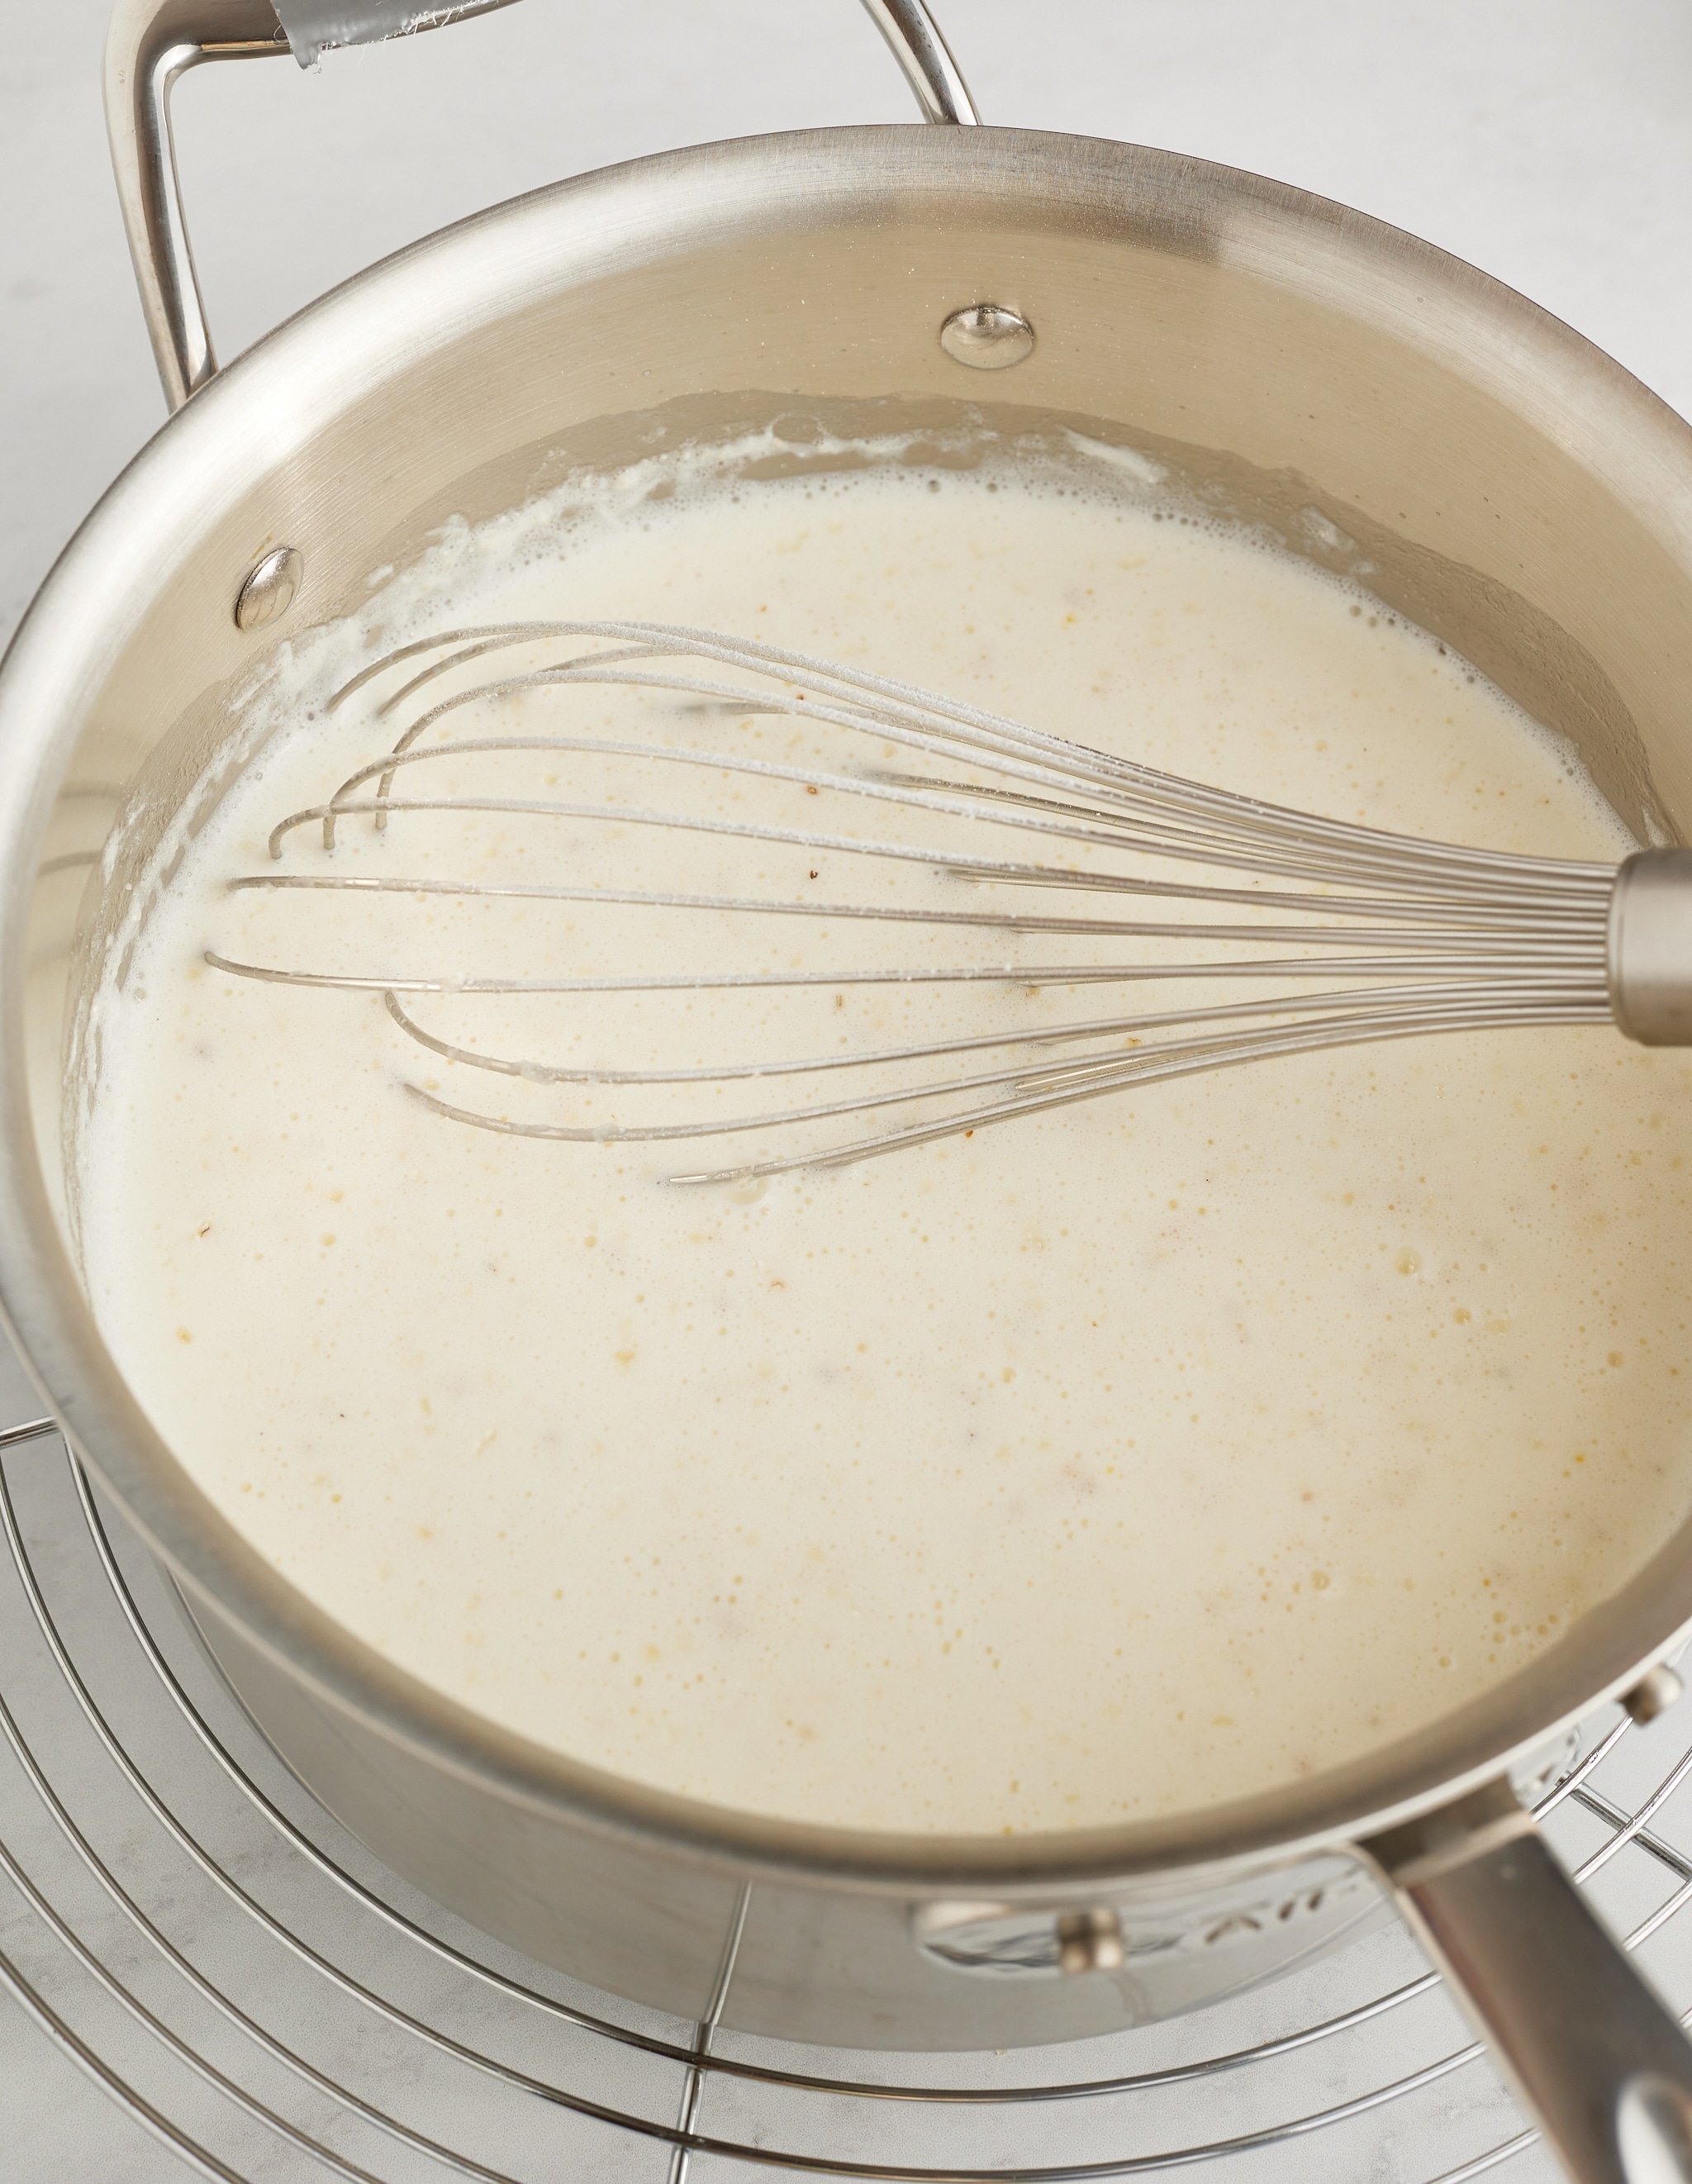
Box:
[79, 443, 1692, 1834]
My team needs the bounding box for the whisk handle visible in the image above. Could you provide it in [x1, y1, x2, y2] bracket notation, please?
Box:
[1609, 850, 1692, 1044]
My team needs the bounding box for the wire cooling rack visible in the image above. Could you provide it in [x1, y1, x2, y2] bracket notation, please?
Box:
[3, 1418, 1692, 2182]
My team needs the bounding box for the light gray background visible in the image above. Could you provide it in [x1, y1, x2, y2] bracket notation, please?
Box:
[3, 0, 1692, 2173]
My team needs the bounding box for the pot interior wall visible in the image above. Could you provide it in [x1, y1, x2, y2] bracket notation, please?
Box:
[11, 124, 1692, 2045]
[41, 131, 1692, 1223]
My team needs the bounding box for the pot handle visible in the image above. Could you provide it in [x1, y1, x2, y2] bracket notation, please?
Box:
[1364, 1777, 1692, 2183]
[102, 0, 979, 415]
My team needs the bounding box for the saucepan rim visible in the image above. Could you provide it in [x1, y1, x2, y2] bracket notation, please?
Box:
[2, 117, 1690, 1896]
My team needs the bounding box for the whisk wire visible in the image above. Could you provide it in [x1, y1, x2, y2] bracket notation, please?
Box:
[331, 654, 1614, 909]
[216, 621, 1623, 1179]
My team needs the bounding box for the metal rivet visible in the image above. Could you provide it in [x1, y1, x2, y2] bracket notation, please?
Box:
[939, 303, 1035, 371]
[234, 545, 303, 633]
[1056, 1908, 1124, 1977]
[1623, 1663, 1684, 1725]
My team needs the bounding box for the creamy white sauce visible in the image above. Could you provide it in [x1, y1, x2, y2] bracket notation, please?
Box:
[79, 441, 1692, 1834]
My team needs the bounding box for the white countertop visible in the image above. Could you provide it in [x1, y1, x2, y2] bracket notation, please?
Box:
[8, 0, 1692, 652]
[3, 2, 1691, 2174]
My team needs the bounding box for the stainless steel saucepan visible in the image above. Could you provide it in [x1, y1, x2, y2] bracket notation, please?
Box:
[3, 4, 1692, 2177]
